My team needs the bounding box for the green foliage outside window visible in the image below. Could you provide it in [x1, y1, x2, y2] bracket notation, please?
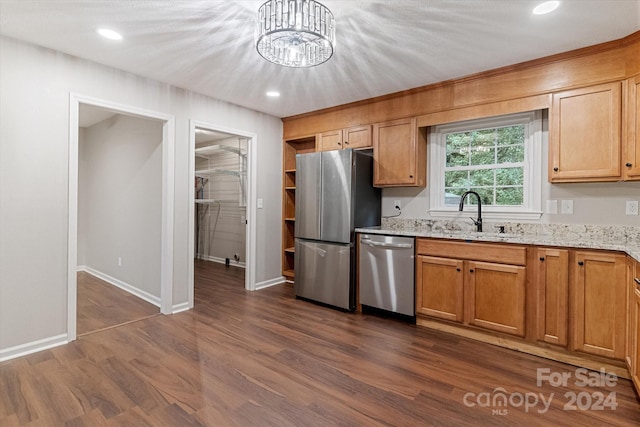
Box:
[444, 124, 525, 206]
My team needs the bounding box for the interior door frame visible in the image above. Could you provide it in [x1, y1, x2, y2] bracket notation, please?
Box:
[67, 93, 175, 342]
[188, 120, 257, 304]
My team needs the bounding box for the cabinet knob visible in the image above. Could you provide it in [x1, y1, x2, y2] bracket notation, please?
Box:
[337, 142, 342, 146]
[626, 163, 633, 167]
[553, 167, 559, 172]
[578, 261, 584, 266]
[539, 257, 545, 261]
[344, 141, 349, 145]
[469, 269, 474, 273]
[409, 175, 414, 178]
[456, 268, 461, 272]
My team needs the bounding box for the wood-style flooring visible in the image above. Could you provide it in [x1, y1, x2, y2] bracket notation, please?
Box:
[76, 271, 159, 336]
[1, 260, 639, 426]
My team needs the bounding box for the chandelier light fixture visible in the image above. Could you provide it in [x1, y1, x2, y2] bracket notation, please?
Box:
[256, 0, 335, 68]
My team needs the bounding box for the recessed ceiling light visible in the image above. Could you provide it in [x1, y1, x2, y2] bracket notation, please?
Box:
[97, 28, 123, 40]
[266, 91, 280, 97]
[533, 1, 560, 15]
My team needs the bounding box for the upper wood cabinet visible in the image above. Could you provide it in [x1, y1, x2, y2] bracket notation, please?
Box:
[317, 125, 372, 152]
[624, 75, 640, 180]
[571, 250, 627, 360]
[536, 248, 569, 347]
[549, 82, 622, 182]
[373, 117, 426, 187]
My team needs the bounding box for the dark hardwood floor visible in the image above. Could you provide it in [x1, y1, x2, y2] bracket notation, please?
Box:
[76, 271, 159, 336]
[1, 260, 639, 426]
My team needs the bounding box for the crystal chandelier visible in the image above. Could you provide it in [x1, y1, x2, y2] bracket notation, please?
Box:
[256, 0, 335, 68]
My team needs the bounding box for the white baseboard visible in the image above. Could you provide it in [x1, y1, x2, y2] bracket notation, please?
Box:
[76, 265, 87, 272]
[255, 276, 286, 290]
[0, 333, 68, 363]
[83, 266, 161, 308]
[196, 254, 246, 268]
[172, 302, 191, 314]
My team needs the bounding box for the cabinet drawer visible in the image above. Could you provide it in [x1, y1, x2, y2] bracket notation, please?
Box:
[417, 239, 526, 266]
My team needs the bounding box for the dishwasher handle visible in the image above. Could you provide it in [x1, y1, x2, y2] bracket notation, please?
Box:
[361, 238, 413, 249]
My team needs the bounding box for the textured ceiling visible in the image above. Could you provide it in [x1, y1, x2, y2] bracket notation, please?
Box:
[1, 1, 639, 118]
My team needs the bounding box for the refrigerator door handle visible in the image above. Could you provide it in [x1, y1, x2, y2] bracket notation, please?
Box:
[360, 239, 413, 249]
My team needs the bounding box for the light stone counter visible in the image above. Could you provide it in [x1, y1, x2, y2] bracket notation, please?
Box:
[356, 219, 640, 261]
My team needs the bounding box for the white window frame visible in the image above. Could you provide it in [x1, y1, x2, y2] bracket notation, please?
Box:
[429, 111, 543, 221]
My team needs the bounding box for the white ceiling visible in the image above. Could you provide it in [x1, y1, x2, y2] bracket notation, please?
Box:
[1, 1, 639, 118]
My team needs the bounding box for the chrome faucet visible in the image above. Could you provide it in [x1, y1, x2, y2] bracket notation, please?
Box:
[459, 190, 482, 232]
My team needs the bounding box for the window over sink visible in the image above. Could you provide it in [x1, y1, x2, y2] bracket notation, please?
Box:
[429, 111, 543, 220]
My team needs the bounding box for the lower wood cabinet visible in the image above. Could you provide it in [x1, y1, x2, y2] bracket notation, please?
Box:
[572, 251, 627, 360]
[630, 259, 640, 391]
[415, 240, 526, 337]
[536, 248, 569, 346]
[466, 261, 526, 337]
[416, 256, 464, 322]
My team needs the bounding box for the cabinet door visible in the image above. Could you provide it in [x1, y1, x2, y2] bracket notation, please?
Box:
[317, 129, 343, 152]
[344, 125, 372, 150]
[373, 117, 425, 187]
[416, 255, 464, 322]
[466, 261, 526, 337]
[572, 251, 626, 359]
[626, 257, 635, 369]
[633, 278, 640, 392]
[549, 82, 622, 182]
[624, 75, 640, 180]
[536, 248, 569, 346]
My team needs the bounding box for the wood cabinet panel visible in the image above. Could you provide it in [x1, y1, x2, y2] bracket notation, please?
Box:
[466, 261, 526, 337]
[633, 287, 640, 391]
[373, 117, 426, 187]
[549, 82, 622, 182]
[416, 256, 464, 322]
[317, 129, 343, 152]
[344, 125, 372, 150]
[572, 251, 627, 359]
[624, 75, 640, 180]
[417, 239, 526, 265]
[536, 248, 569, 346]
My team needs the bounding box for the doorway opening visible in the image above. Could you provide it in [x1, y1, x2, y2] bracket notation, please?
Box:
[68, 93, 175, 342]
[188, 121, 257, 309]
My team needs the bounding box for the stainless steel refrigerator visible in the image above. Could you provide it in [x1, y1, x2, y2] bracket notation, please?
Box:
[294, 149, 381, 310]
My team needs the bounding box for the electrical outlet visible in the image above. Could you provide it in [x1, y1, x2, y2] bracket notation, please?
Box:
[626, 200, 639, 215]
[117, 256, 122, 267]
[257, 198, 263, 209]
[546, 200, 558, 214]
[393, 199, 401, 210]
[561, 199, 573, 214]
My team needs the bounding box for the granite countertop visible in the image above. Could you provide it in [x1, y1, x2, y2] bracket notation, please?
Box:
[356, 220, 640, 261]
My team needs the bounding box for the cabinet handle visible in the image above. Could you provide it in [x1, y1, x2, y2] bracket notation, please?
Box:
[578, 261, 584, 266]
[626, 163, 633, 167]
[553, 167, 559, 172]
[539, 257, 545, 261]
[635, 278, 640, 286]
[469, 269, 474, 273]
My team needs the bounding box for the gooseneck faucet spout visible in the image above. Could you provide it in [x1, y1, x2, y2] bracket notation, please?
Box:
[459, 190, 483, 232]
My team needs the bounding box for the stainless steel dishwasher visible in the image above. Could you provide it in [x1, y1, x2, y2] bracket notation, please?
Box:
[358, 234, 415, 316]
